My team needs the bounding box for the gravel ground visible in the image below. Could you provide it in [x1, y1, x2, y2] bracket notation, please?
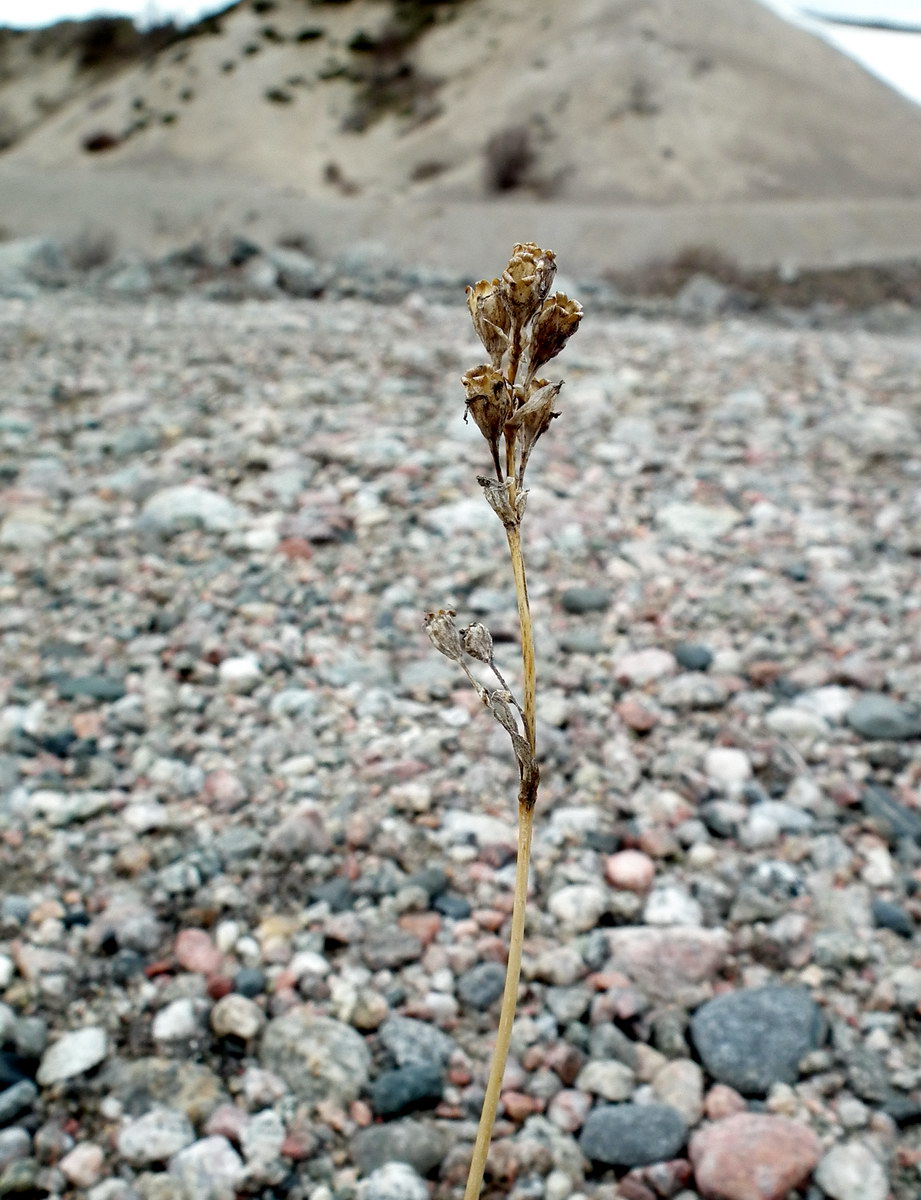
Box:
[0, 283, 920, 1200]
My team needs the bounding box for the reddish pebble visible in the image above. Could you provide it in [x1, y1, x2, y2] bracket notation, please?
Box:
[547, 1088, 592, 1133]
[474, 908, 506, 932]
[638, 827, 681, 858]
[690, 1113, 821, 1200]
[502, 1091, 541, 1122]
[705, 1083, 748, 1120]
[278, 537, 313, 560]
[399, 912, 441, 945]
[616, 1177, 656, 1200]
[207, 975, 233, 1000]
[205, 1103, 248, 1142]
[605, 849, 656, 892]
[448, 1065, 472, 1086]
[747, 659, 783, 686]
[350, 1099, 372, 1127]
[617, 696, 659, 732]
[203, 769, 247, 811]
[174, 928, 222, 976]
[543, 1042, 585, 1086]
[144, 959, 173, 979]
[72, 712, 103, 740]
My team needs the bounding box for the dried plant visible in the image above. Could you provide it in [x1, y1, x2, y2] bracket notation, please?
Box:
[425, 243, 582, 1200]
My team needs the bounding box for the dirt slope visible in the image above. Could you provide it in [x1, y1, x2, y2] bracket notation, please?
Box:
[3, 0, 921, 204]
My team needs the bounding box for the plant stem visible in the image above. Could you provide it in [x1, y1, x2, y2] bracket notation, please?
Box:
[463, 520, 538, 1200]
[463, 803, 534, 1200]
[505, 523, 536, 749]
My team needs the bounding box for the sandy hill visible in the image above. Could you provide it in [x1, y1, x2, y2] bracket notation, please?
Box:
[3, 0, 921, 206]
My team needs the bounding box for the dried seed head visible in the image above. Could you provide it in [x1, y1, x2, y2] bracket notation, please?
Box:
[466, 279, 511, 367]
[423, 609, 464, 662]
[462, 365, 513, 479]
[501, 243, 557, 326]
[477, 475, 518, 526]
[489, 689, 520, 737]
[462, 621, 494, 664]
[528, 291, 583, 376]
[507, 380, 561, 482]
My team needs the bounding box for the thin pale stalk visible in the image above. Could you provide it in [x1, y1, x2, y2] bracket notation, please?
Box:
[464, 518, 539, 1200]
[505, 523, 536, 750]
[462, 803, 534, 1200]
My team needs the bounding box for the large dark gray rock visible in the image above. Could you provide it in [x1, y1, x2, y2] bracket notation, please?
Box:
[579, 1103, 687, 1166]
[846, 694, 920, 741]
[690, 986, 824, 1096]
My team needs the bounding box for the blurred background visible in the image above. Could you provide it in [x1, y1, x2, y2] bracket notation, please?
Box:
[1, 0, 920, 281]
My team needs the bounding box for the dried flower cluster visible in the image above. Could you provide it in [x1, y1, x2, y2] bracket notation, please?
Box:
[462, 242, 582, 496]
[423, 244, 582, 1200]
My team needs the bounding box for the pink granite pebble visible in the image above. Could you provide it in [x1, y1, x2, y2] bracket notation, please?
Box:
[174, 928, 223, 975]
[690, 1113, 821, 1200]
[605, 849, 656, 892]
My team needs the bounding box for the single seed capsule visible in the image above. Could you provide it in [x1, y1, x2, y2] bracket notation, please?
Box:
[463, 622, 494, 664]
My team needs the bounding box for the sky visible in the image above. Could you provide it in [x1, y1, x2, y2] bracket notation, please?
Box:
[0, 0, 919, 105]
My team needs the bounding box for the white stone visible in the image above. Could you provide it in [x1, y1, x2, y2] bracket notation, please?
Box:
[652, 1058, 704, 1124]
[37, 1026, 107, 1085]
[656, 501, 740, 545]
[764, 705, 828, 742]
[0, 954, 13, 989]
[152, 997, 201, 1041]
[169, 1137, 245, 1200]
[643, 885, 703, 927]
[613, 648, 676, 686]
[795, 685, 853, 723]
[548, 884, 607, 933]
[814, 1142, 888, 1200]
[576, 1059, 635, 1101]
[357, 1162, 428, 1200]
[118, 1107, 195, 1165]
[219, 656, 262, 694]
[859, 841, 895, 888]
[59, 1143, 105, 1188]
[141, 485, 241, 534]
[211, 994, 264, 1041]
[704, 747, 752, 787]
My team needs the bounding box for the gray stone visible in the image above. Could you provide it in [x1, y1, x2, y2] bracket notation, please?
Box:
[872, 898, 914, 938]
[37, 1027, 107, 1085]
[378, 1016, 456, 1069]
[579, 1103, 687, 1166]
[259, 1010, 369, 1104]
[269, 248, 328, 298]
[0, 1130, 30, 1172]
[457, 962, 506, 1010]
[690, 986, 823, 1096]
[369, 1065, 443, 1117]
[118, 1108, 195, 1166]
[656, 501, 740, 545]
[560, 587, 611, 614]
[674, 643, 713, 671]
[351, 1120, 448, 1176]
[861, 784, 921, 846]
[0, 1082, 37, 1126]
[846, 694, 920, 741]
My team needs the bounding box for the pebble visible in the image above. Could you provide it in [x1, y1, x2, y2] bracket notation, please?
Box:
[575, 1060, 635, 1101]
[652, 1059, 705, 1125]
[604, 850, 655, 892]
[871, 897, 914, 938]
[167, 1137, 245, 1200]
[217, 656, 262, 694]
[674, 643, 713, 671]
[259, 1010, 370, 1103]
[548, 884, 607, 933]
[613, 649, 677, 686]
[579, 1103, 687, 1166]
[152, 999, 201, 1042]
[690, 987, 823, 1095]
[140, 485, 241, 534]
[36, 1027, 106, 1085]
[813, 1141, 888, 1200]
[689, 1113, 821, 1200]
[357, 1161, 429, 1200]
[118, 1108, 195, 1166]
[845, 693, 920, 740]
[704, 747, 752, 787]
[369, 1065, 443, 1117]
[560, 587, 611, 614]
[457, 962, 506, 1010]
[606, 927, 729, 1005]
[643, 885, 703, 927]
[351, 1120, 448, 1176]
[210, 994, 264, 1040]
